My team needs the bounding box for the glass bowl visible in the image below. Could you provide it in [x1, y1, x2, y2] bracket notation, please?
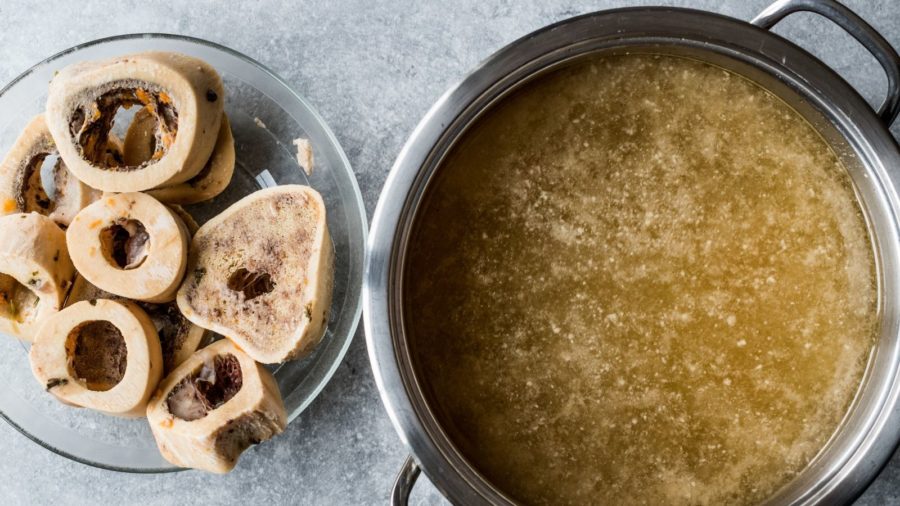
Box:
[0, 34, 367, 472]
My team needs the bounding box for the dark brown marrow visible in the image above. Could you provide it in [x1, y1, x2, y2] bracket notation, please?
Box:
[100, 219, 149, 270]
[17, 153, 53, 212]
[227, 268, 275, 300]
[166, 354, 243, 421]
[66, 320, 127, 392]
[68, 83, 178, 170]
[0, 273, 38, 321]
[213, 411, 281, 463]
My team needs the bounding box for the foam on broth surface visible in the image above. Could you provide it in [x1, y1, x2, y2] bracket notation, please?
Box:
[405, 54, 878, 505]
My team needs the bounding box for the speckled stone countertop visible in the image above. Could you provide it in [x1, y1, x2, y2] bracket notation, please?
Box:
[0, 1, 899, 504]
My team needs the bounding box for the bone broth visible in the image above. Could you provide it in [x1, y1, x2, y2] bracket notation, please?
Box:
[405, 54, 878, 505]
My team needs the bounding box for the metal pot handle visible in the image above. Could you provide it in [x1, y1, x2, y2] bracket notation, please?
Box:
[751, 0, 900, 125]
[391, 456, 422, 506]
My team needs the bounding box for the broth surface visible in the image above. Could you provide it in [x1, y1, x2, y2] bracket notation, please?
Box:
[405, 54, 878, 505]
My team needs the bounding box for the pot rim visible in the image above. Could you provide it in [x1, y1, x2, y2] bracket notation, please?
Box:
[365, 5, 900, 505]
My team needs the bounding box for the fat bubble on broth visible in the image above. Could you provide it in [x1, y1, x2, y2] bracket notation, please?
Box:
[405, 54, 878, 505]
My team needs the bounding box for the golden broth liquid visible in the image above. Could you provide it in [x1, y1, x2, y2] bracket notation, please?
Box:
[405, 54, 878, 505]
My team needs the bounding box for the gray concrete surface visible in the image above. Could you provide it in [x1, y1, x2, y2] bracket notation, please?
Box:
[0, 0, 898, 504]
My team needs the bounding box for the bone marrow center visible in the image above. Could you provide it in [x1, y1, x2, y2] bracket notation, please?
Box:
[0, 273, 39, 323]
[69, 85, 178, 170]
[66, 320, 127, 392]
[226, 268, 275, 300]
[166, 354, 243, 421]
[20, 152, 60, 213]
[100, 219, 149, 270]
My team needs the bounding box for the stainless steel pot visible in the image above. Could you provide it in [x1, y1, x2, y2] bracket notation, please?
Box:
[364, 1, 900, 504]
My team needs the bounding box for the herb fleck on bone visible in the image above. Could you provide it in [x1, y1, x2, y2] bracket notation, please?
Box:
[46, 378, 68, 390]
